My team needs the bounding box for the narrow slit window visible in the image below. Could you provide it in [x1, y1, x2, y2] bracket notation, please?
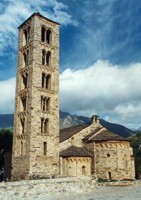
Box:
[20, 141, 23, 156]
[23, 52, 27, 67]
[43, 142, 47, 155]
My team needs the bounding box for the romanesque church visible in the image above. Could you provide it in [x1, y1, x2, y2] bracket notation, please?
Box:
[9, 12, 135, 181]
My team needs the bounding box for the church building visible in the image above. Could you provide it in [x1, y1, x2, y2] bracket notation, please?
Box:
[11, 12, 135, 181]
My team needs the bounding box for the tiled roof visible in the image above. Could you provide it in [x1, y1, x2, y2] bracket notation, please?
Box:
[60, 145, 92, 157]
[60, 123, 90, 142]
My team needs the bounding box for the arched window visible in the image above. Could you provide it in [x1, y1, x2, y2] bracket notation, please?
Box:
[41, 118, 44, 133]
[23, 51, 29, 67]
[41, 27, 45, 42]
[23, 27, 30, 45]
[21, 97, 27, 111]
[46, 29, 52, 44]
[46, 97, 50, 111]
[20, 141, 23, 156]
[43, 142, 47, 155]
[22, 73, 28, 89]
[46, 74, 51, 89]
[42, 49, 46, 65]
[42, 73, 45, 88]
[41, 96, 50, 111]
[46, 51, 51, 66]
[82, 166, 86, 175]
[20, 118, 25, 134]
[44, 119, 48, 133]
[108, 171, 112, 180]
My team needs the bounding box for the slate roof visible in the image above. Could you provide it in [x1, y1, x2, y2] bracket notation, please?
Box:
[60, 123, 128, 143]
[60, 123, 90, 142]
[60, 146, 92, 157]
[83, 128, 128, 142]
[18, 12, 60, 29]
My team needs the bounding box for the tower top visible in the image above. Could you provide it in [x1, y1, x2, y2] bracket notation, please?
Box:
[18, 12, 60, 29]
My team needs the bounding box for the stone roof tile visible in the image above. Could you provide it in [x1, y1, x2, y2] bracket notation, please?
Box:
[60, 146, 92, 157]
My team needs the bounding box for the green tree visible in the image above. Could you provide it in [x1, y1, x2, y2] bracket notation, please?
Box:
[0, 129, 13, 180]
[129, 131, 141, 179]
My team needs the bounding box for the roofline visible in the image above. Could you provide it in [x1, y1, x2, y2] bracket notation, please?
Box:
[59, 155, 92, 158]
[89, 139, 129, 143]
[18, 12, 60, 29]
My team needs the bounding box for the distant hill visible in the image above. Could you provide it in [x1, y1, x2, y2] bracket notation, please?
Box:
[0, 114, 14, 128]
[0, 112, 134, 138]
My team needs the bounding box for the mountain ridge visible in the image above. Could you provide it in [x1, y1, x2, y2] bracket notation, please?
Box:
[0, 112, 134, 138]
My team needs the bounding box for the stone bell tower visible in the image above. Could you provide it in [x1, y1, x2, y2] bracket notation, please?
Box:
[12, 12, 60, 180]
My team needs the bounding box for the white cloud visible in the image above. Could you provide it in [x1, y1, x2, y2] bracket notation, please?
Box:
[0, 77, 16, 114]
[0, 0, 77, 53]
[60, 60, 141, 128]
[1, 60, 141, 128]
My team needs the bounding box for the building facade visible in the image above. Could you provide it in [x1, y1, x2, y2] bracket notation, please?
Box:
[12, 12, 60, 180]
[59, 116, 135, 180]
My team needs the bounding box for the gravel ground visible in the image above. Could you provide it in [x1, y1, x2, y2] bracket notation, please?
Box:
[1, 182, 141, 200]
[34, 184, 141, 200]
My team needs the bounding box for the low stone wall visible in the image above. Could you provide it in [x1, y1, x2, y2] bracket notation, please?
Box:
[98, 180, 136, 186]
[0, 177, 97, 200]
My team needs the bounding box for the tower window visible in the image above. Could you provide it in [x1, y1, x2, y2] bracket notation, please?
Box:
[23, 27, 30, 46]
[41, 96, 50, 112]
[41, 27, 52, 44]
[44, 119, 48, 133]
[23, 50, 29, 67]
[46, 29, 51, 44]
[42, 73, 45, 88]
[46, 74, 51, 89]
[43, 142, 47, 155]
[42, 49, 51, 66]
[42, 73, 51, 90]
[41, 118, 44, 133]
[22, 73, 28, 89]
[41, 27, 45, 42]
[20, 118, 25, 134]
[41, 118, 49, 134]
[20, 141, 24, 156]
[42, 49, 46, 65]
[46, 51, 51, 66]
[21, 96, 27, 111]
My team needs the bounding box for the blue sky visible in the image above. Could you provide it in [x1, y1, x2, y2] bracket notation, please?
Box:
[0, 0, 141, 129]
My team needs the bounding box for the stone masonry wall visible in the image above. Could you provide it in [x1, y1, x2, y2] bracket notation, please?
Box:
[94, 141, 135, 180]
[61, 157, 91, 177]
